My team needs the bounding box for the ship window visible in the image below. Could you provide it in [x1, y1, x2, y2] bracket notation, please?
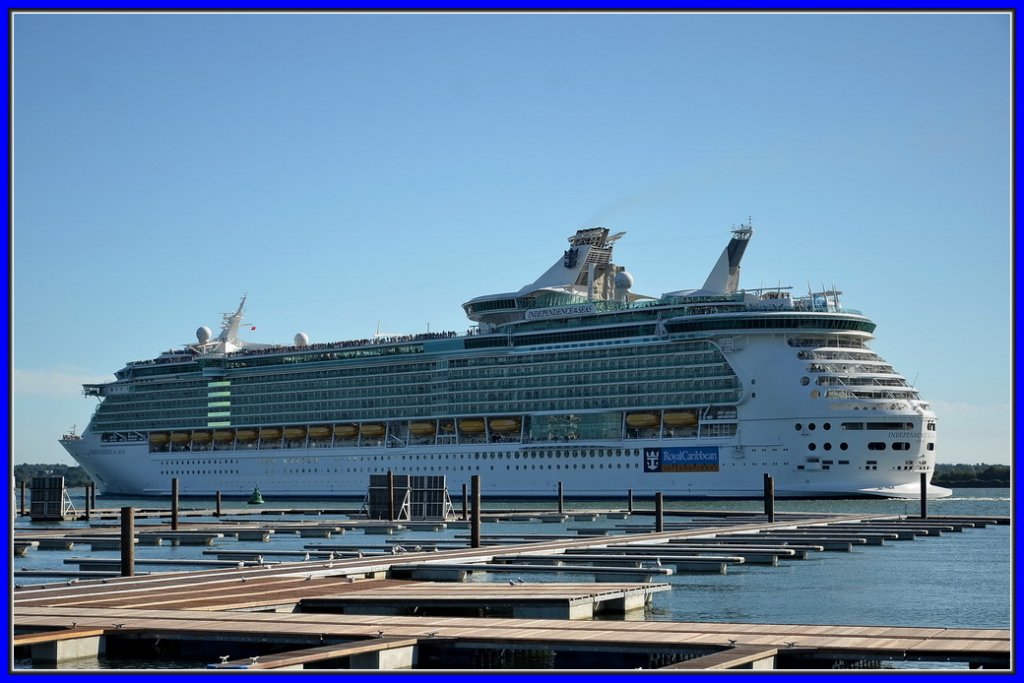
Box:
[794, 423, 802, 431]
[892, 442, 910, 451]
[823, 443, 832, 451]
[823, 423, 831, 430]
[808, 443, 817, 451]
[840, 443, 848, 450]
[927, 443, 934, 451]
[800, 377, 810, 386]
[868, 442, 886, 451]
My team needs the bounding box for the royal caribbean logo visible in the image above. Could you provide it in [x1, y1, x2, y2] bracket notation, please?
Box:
[643, 447, 720, 473]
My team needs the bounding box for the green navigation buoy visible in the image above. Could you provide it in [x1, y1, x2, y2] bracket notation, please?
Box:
[247, 487, 264, 505]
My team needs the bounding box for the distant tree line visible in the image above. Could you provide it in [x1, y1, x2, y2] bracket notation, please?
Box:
[13, 464, 93, 487]
[932, 463, 1010, 488]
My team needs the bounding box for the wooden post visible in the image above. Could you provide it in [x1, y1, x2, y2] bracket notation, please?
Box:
[763, 473, 775, 523]
[171, 477, 179, 531]
[215, 491, 222, 517]
[627, 488, 633, 514]
[557, 481, 564, 514]
[461, 483, 468, 521]
[386, 470, 395, 522]
[920, 472, 927, 519]
[19, 481, 26, 516]
[120, 506, 135, 577]
[655, 492, 664, 532]
[91, 482, 97, 509]
[470, 475, 481, 549]
[84, 485, 91, 521]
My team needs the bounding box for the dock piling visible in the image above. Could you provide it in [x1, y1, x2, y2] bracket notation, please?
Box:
[461, 483, 468, 521]
[19, 481, 26, 516]
[655, 492, 664, 532]
[471, 475, 481, 548]
[84, 486, 91, 521]
[216, 491, 222, 517]
[920, 472, 927, 519]
[120, 506, 135, 577]
[558, 481, 564, 514]
[763, 473, 775, 523]
[627, 488, 633, 514]
[387, 470, 395, 522]
[171, 478, 179, 531]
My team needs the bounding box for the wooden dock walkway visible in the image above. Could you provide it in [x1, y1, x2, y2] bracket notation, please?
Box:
[13, 511, 1010, 670]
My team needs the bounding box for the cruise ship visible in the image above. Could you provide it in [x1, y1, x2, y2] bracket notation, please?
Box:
[60, 224, 951, 499]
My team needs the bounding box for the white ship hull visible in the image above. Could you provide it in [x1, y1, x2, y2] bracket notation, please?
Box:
[59, 224, 952, 500]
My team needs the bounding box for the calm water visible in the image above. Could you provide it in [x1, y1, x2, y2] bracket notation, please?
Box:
[12, 489, 1012, 669]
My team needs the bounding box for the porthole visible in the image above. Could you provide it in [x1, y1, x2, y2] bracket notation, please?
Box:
[808, 443, 817, 451]
[795, 423, 803, 431]
[840, 443, 848, 451]
[810, 390, 820, 399]
[823, 423, 831, 430]
[808, 423, 816, 431]
[800, 377, 810, 386]
[823, 443, 832, 451]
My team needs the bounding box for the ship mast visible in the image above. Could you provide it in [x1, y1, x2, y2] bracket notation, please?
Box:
[218, 294, 247, 344]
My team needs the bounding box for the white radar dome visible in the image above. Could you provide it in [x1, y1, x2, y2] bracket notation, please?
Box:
[196, 326, 213, 343]
[294, 332, 309, 347]
[615, 271, 635, 291]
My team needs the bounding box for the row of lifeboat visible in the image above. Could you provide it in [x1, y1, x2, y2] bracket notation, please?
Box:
[148, 417, 525, 445]
[626, 411, 699, 429]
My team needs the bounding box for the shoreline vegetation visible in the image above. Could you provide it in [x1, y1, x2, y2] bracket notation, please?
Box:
[11, 463, 1011, 490]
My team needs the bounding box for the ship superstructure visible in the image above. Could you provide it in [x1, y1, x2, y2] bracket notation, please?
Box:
[61, 223, 950, 499]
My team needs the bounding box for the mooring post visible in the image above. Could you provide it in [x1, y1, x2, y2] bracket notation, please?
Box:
[171, 477, 179, 531]
[120, 506, 135, 577]
[655, 492, 664, 532]
[19, 481, 26, 516]
[84, 485, 91, 521]
[461, 483, 468, 521]
[215, 491, 222, 517]
[386, 470, 395, 522]
[920, 472, 927, 519]
[763, 473, 775, 522]
[557, 481, 564, 514]
[627, 488, 633, 514]
[91, 482, 97, 509]
[471, 474, 481, 549]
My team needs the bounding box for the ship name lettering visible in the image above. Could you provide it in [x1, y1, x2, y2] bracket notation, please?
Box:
[889, 431, 923, 439]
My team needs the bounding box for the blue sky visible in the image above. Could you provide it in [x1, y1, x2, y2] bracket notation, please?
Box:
[11, 11, 1011, 466]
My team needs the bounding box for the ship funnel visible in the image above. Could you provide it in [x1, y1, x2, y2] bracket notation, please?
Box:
[700, 223, 753, 294]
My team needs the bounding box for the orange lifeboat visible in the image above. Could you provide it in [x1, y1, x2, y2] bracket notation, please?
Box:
[359, 424, 385, 438]
[459, 419, 485, 434]
[308, 426, 331, 439]
[489, 418, 521, 433]
[259, 427, 282, 440]
[284, 427, 306, 440]
[410, 422, 436, 436]
[213, 430, 235, 443]
[664, 411, 698, 428]
[149, 432, 169, 445]
[236, 429, 257, 441]
[170, 431, 191, 443]
[191, 431, 212, 443]
[626, 414, 660, 429]
[334, 424, 357, 439]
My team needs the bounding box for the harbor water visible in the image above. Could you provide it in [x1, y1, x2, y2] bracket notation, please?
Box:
[12, 488, 1011, 669]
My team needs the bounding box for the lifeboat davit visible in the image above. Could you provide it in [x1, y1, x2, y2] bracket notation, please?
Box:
[191, 431, 211, 443]
[664, 411, 698, 427]
[626, 414, 660, 429]
[334, 425, 357, 439]
[236, 429, 258, 441]
[489, 418, 521, 433]
[440, 422, 456, 433]
[308, 426, 332, 439]
[360, 424, 385, 438]
[410, 422, 436, 436]
[459, 419, 485, 434]
[213, 430, 235, 442]
[170, 431, 191, 443]
[149, 432, 169, 445]
[259, 428, 282, 440]
[284, 427, 306, 440]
